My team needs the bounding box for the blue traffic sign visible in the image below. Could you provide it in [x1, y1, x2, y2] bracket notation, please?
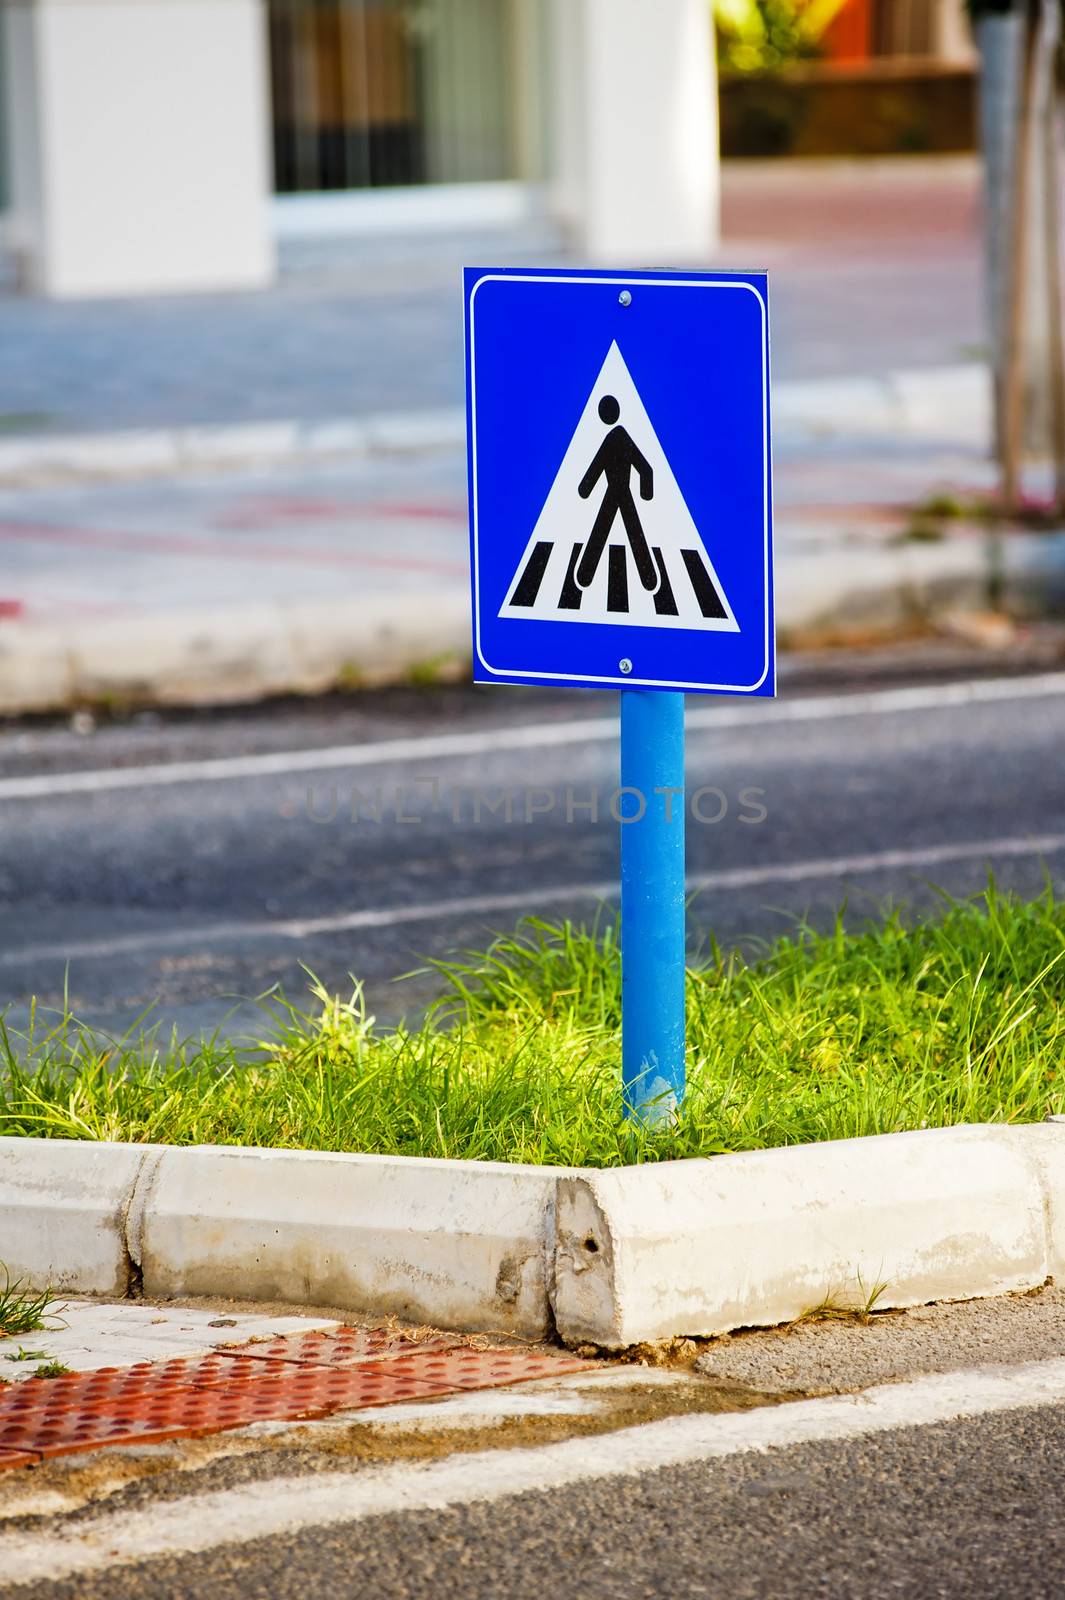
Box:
[464, 266, 774, 697]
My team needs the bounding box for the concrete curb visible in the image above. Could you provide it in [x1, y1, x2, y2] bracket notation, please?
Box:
[136, 1145, 566, 1338]
[3, 1123, 1064, 1345]
[553, 1126, 1059, 1347]
[0, 592, 471, 715]
[4, 529, 1063, 716]
[0, 409, 468, 488]
[773, 363, 991, 446]
[776, 527, 1065, 642]
[0, 1140, 160, 1298]
[0, 365, 987, 489]
[1, 361, 1047, 719]
[0, 1139, 568, 1338]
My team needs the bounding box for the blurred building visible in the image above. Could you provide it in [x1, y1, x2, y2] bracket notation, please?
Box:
[0, 0, 972, 300]
[821, 0, 972, 62]
[0, 0, 718, 298]
[720, 0, 977, 160]
[268, 0, 548, 197]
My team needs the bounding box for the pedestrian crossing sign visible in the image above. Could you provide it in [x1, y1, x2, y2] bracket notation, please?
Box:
[464, 267, 774, 695]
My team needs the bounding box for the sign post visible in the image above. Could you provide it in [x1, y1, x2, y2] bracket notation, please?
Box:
[620, 689, 686, 1122]
[464, 267, 773, 1123]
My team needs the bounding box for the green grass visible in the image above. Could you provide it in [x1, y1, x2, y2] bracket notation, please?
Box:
[29, 1360, 70, 1380]
[2, 882, 1064, 1167]
[0, 1269, 64, 1340]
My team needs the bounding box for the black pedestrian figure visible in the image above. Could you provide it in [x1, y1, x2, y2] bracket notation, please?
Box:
[575, 395, 657, 592]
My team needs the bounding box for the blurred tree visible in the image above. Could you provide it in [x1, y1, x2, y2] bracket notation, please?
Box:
[971, 0, 1065, 508]
[714, 0, 850, 72]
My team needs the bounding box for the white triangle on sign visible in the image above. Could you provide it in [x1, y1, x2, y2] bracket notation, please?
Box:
[499, 341, 739, 633]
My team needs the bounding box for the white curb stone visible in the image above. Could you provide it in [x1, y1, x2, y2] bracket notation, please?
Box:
[1005, 1122, 1065, 1278]
[0, 367, 990, 489]
[66, 605, 303, 708]
[0, 408, 461, 488]
[0, 625, 74, 715]
[4, 1123, 1065, 1345]
[361, 409, 467, 455]
[9, 535, 1064, 715]
[136, 1145, 566, 1338]
[552, 1126, 1051, 1347]
[0, 594, 470, 715]
[770, 364, 989, 445]
[892, 364, 993, 442]
[0, 1138, 158, 1297]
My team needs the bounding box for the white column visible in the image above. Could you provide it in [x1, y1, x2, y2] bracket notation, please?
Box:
[551, 0, 719, 263]
[1, 0, 275, 298]
[935, 0, 977, 65]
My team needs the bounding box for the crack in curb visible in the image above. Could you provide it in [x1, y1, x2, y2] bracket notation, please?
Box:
[119, 1150, 164, 1301]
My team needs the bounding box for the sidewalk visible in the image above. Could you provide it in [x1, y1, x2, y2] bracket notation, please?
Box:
[0, 159, 985, 449]
[3, 157, 1063, 715]
[7, 407, 1065, 716]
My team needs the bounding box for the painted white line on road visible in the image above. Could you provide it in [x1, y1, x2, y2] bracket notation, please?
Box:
[3, 830, 1063, 970]
[2, 670, 1064, 802]
[4, 1356, 1065, 1586]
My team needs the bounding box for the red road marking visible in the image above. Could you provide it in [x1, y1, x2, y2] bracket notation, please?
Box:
[215, 497, 466, 529]
[0, 520, 466, 579]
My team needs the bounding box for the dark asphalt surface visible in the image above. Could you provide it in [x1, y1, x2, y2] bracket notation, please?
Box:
[2, 646, 1064, 1038]
[22, 1402, 1065, 1600]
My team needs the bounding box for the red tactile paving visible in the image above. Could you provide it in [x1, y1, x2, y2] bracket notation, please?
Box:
[0, 1331, 593, 1469]
[215, 1326, 462, 1368]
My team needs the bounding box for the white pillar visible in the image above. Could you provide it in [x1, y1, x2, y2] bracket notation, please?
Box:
[551, 0, 719, 263]
[935, 0, 977, 66]
[1, 0, 275, 298]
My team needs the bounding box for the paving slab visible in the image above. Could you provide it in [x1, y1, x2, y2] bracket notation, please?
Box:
[0, 1299, 338, 1381]
[0, 158, 985, 445]
[0, 156, 1043, 714]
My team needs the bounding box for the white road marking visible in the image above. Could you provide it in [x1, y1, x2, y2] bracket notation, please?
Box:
[3, 830, 1063, 969]
[4, 1356, 1065, 1586]
[1, 670, 1064, 802]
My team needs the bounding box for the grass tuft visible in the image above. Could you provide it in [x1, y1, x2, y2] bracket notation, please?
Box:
[1, 883, 1064, 1167]
[796, 1273, 890, 1326]
[30, 1360, 70, 1380]
[0, 1268, 64, 1339]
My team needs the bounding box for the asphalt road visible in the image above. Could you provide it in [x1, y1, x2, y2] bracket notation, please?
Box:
[39, 1404, 1065, 1600]
[9, 1342, 1065, 1600]
[2, 647, 1065, 1039]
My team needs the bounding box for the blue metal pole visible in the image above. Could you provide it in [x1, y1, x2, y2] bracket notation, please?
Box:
[619, 689, 686, 1122]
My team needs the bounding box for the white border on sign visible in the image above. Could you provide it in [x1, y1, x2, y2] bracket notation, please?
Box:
[468, 273, 773, 694]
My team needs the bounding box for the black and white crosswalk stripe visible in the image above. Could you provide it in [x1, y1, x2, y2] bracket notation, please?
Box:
[506, 539, 729, 621]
